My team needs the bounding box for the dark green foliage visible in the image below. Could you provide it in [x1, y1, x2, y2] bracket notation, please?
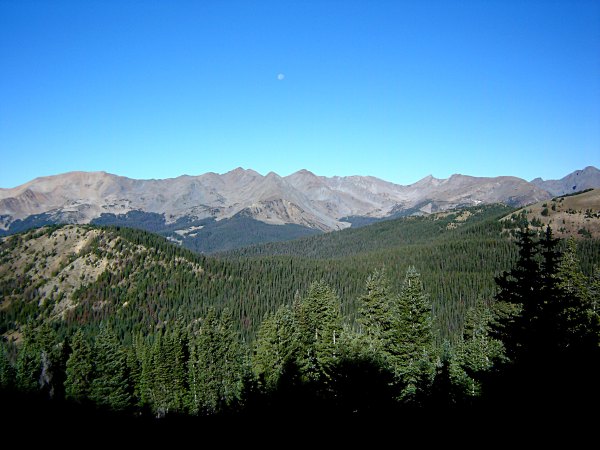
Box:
[450, 299, 512, 399]
[578, 227, 592, 238]
[355, 268, 436, 405]
[492, 227, 600, 407]
[89, 325, 131, 411]
[91, 212, 320, 253]
[0, 340, 15, 389]
[188, 308, 246, 415]
[64, 329, 93, 402]
[293, 281, 343, 387]
[12, 324, 65, 398]
[589, 266, 600, 319]
[253, 305, 298, 392]
[494, 226, 541, 360]
[180, 216, 321, 253]
[2, 204, 600, 416]
[357, 269, 393, 345]
[14, 339, 40, 393]
[552, 188, 594, 201]
[224, 204, 512, 259]
[141, 326, 190, 416]
[4, 205, 599, 348]
[555, 238, 600, 351]
[253, 282, 347, 407]
[0, 213, 57, 237]
[390, 267, 436, 403]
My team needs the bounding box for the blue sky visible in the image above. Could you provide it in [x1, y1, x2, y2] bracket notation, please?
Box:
[1, 0, 599, 188]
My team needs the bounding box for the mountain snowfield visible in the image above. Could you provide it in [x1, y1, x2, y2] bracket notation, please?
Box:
[1, 166, 599, 237]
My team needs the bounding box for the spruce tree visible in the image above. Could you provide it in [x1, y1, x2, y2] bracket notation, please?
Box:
[125, 340, 143, 409]
[89, 325, 131, 411]
[494, 226, 542, 362]
[165, 325, 190, 414]
[390, 267, 435, 403]
[151, 331, 171, 416]
[137, 335, 154, 411]
[589, 266, 600, 325]
[555, 238, 599, 352]
[0, 341, 15, 390]
[253, 305, 298, 392]
[357, 269, 393, 352]
[64, 329, 93, 403]
[453, 298, 510, 399]
[294, 281, 343, 389]
[15, 330, 41, 394]
[188, 308, 245, 415]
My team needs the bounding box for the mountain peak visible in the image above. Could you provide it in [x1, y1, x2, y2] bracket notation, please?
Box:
[530, 166, 600, 196]
[226, 167, 253, 175]
[295, 169, 317, 176]
[1, 166, 599, 246]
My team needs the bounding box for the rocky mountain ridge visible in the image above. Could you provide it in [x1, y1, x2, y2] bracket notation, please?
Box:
[2, 168, 579, 230]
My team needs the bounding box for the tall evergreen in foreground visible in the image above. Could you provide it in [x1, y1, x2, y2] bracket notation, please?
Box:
[391, 267, 436, 403]
[493, 227, 600, 406]
[354, 268, 436, 405]
[14, 332, 42, 394]
[294, 281, 343, 390]
[143, 327, 191, 417]
[188, 308, 246, 415]
[89, 325, 131, 411]
[64, 329, 93, 403]
[253, 304, 298, 392]
[0, 340, 15, 390]
[357, 269, 394, 352]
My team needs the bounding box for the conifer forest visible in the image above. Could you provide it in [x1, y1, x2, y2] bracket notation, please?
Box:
[1, 204, 599, 425]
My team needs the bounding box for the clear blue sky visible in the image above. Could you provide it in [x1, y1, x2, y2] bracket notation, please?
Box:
[1, 0, 599, 188]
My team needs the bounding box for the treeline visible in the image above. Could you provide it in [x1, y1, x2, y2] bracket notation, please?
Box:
[2, 226, 598, 416]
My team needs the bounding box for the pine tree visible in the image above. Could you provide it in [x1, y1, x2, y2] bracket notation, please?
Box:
[90, 325, 131, 411]
[64, 329, 93, 403]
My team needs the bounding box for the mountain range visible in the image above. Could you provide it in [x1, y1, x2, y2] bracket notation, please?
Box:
[1, 166, 599, 252]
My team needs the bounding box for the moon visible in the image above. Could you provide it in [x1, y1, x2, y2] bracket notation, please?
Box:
[277, 73, 285, 81]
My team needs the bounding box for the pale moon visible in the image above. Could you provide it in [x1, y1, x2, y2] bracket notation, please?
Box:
[277, 73, 285, 81]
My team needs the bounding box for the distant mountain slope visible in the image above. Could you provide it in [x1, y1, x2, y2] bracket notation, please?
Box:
[221, 204, 514, 259]
[531, 166, 600, 196]
[0, 166, 597, 252]
[502, 189, 600, 239]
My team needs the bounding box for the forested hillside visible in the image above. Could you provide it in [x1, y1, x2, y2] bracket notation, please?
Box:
[1, 204, 599, 420]
[1, 226, 598, 419]
[2, 204, 600, 345]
